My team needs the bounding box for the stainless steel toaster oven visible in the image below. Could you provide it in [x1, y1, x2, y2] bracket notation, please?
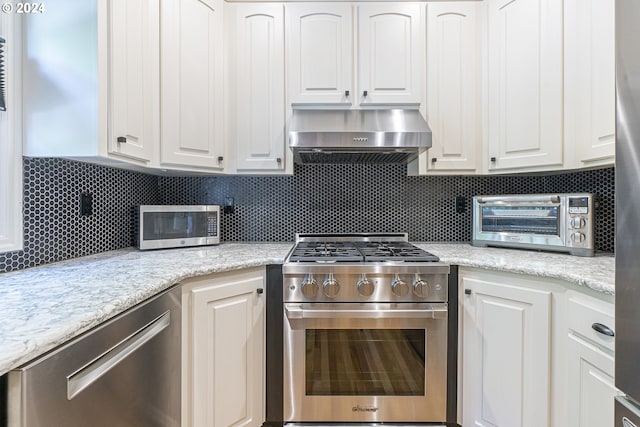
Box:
[472, 194, 594, 256]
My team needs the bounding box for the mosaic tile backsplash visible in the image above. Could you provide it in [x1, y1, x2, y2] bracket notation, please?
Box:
[0, 158, 615, 273]
[0, 158, 161, 273]
[159, 165, 615, 252]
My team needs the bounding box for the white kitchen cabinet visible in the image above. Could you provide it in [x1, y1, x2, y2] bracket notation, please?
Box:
[181, 267, 266, 427]
[109, 0, 158, 163]
[160, 0, 226, 171]
[565, 291, 619, 427]
[564, 0, 615, 168]
[230, 4, 288, 173]
[486, 0, 563, 172]
[357, 3, 423, 106]
[423, 1, 482, 174]
[23, 0, 158, 167]
[286, 3, 353, 106]
[285, 2, 424, 108]
[0, 12, 23, 252]
[461, 269, 551, 427]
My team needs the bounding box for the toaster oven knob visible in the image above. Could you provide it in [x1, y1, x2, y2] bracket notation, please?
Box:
[571, 217, 586, 229]
[391, 274, 409, 297]
[571, 232, 586, 243]
[357, 274, 374, 297]
[412, 276, 431, 298]
[323, 274, 340, 298]
[301, 275, 319, 298]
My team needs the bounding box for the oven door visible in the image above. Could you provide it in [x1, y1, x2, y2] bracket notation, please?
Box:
[284, 302, 447, 424]
[473, 195, 566, 249]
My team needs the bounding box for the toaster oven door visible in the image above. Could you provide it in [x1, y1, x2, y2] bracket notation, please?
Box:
[473, 195, 566, 249]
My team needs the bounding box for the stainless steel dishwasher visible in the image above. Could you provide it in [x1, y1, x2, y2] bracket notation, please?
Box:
[8, 285, 181, 427]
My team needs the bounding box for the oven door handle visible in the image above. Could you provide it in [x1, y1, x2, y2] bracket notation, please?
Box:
[476, 195, 561, 204]
[285, 304, 448, 320]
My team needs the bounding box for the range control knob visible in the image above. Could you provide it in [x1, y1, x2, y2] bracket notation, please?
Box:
[301, 274, 318, 298]
[570, 217, 586, 229]
[357, 274, 374, 297]
[391, 274, 409, 297]
[571, 232, 586, 243]
[323, 273, 340, 298]
[413, 275, 431, 298]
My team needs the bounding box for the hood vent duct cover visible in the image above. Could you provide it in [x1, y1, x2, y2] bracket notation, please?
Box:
[289, 109, 432, 164]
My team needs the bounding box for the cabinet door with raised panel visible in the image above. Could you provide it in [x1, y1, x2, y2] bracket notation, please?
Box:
[183, 269, 266, 427]
[461, 273, 551, 427]
[235, 4, 286, 171]
[565, 291, 619, 427]
[426, 2, 481, 173]
[565, 0, 615, 167]
[160, 0, 225, 170]
[487, 0, 563, 172]
[108, 0, 158, 163]
[357, 3, 423, 106]
[567, 334, 618, 427]
[286, 3, 353, 105]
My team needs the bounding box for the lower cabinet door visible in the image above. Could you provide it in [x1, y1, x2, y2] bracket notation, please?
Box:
[567, 332, 618, 427]
[182, 268, 266, 427]
[461, 274, 551, 427]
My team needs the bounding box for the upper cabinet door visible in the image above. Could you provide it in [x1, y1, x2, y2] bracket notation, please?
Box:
[564, 0, 615, 167]
[108, 0, 158, 163]
[426, 2, 482, 173]
[487, 0, 563, 172]
[357, 3, 423, 106]
[286, 3, 353, 106]
[160, 0, 225, 170]
[235, 4, 286, 171]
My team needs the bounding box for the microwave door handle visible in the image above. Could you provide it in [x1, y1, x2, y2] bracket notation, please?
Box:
[285, 305, 448, 320]
[476, 195, 561, 204]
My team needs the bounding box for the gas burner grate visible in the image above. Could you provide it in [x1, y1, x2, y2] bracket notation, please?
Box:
[355, 241, 440, 262]
[288, 241, 364, 262]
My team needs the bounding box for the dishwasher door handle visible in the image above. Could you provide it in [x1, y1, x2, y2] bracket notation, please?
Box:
[67, 310, 171, 400]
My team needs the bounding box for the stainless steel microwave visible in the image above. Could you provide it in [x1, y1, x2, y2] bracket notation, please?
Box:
[472, 194, 594, 256]
[135, 205, 220, 250]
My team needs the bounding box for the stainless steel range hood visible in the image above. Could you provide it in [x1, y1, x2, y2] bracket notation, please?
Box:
[288, 109, 432, 164]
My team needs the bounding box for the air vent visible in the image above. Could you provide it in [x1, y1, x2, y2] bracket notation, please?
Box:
[0, 36, 5, 111]
[298, 151, 413, 164]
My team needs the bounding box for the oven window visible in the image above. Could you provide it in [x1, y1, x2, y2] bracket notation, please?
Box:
[305, 329, 425, 396]
[481, 205, 560, 235]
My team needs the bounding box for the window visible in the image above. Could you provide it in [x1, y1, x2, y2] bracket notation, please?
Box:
[0, 13, 22, 252]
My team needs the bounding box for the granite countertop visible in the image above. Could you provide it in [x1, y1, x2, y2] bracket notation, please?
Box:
[0, 242, 614, 376]
[420, 243, 615, 295]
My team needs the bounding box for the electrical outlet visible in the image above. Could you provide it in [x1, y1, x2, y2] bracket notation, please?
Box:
[455, 196, 466, 214]
[80, 192, 93, 216]
[223, 197, 235, 214]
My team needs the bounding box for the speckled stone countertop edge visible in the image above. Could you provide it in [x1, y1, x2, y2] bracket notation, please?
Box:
[0, 242, 614, 376]
[415, 243, 615, 296]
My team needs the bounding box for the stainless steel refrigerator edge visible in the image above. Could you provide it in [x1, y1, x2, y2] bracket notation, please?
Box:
[615, 0, 640, 425]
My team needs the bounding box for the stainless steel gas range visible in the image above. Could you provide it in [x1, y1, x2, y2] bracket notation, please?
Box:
[282, 233, 452, 426]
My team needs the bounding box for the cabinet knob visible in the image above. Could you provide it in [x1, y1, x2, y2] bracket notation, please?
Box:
[490, 157, 496, 162]
[592, 322, 614, 337]
[117, 136, 127, 144]
[217, 156, 224, 162]
[276, 157, 282, 163]
[464, 289, 472, 295]
[431, 157, 437, 163]
[345, 90, 350, 97]
[257, 288, 264, 295]
[363, 90, 368, 97]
